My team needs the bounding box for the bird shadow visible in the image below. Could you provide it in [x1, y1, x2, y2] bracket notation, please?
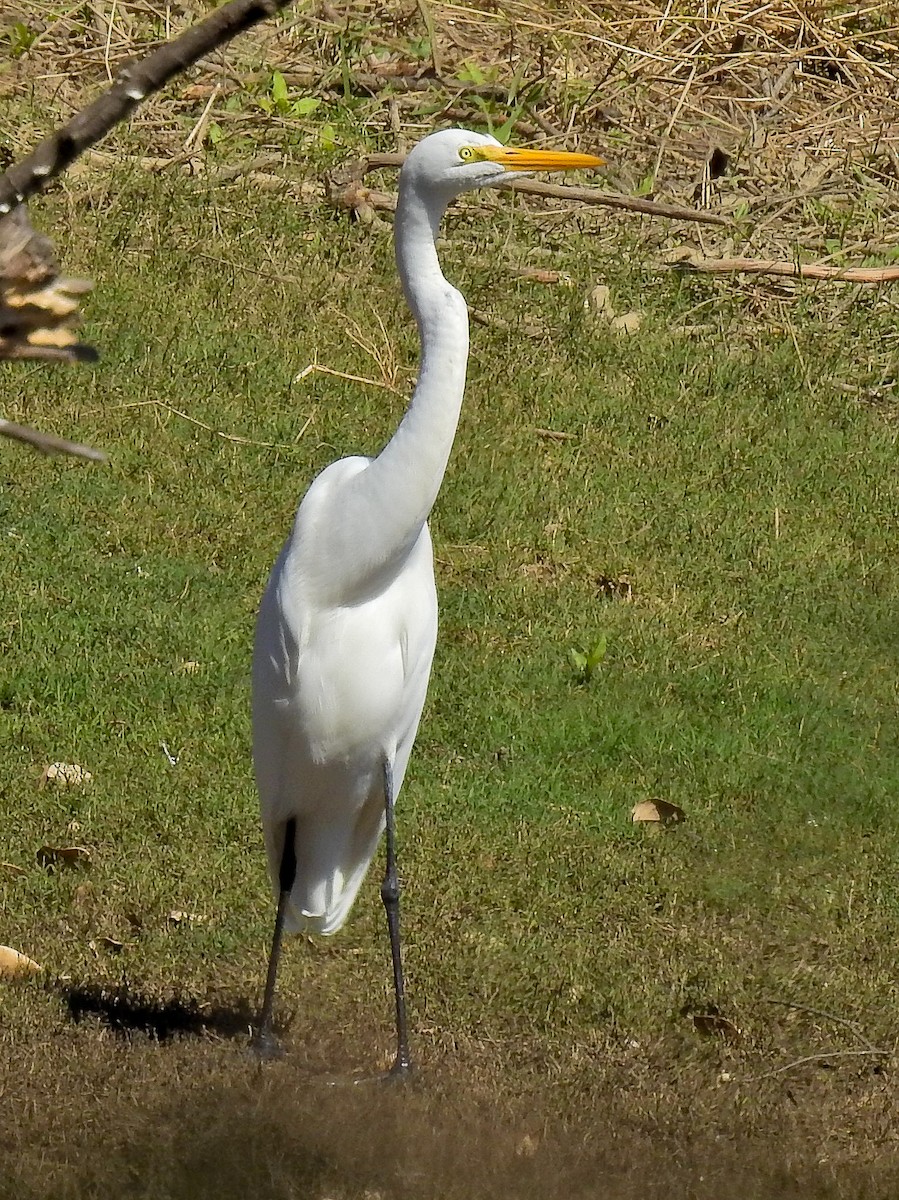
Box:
[60, 980, 267, 1043]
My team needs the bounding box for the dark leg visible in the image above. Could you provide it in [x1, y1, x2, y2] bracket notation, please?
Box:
[381, 759, 412, 1078]
[252, 817, 297, 1060]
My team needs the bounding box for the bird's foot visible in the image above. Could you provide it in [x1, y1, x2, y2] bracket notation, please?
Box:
[384, 1053, 413, 1083]
[250, 1029, 286, 1062]
[347, 1055, 414, 1087]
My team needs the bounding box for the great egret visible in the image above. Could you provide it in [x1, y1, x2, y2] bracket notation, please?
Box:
[252, 128, 604, 1075]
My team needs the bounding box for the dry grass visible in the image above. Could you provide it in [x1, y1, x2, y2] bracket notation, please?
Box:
[1, 0, 897, 263]
[3, 991, 899, 1200]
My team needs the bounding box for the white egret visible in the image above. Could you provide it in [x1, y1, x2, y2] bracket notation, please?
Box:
[251, 128, 604, 1075]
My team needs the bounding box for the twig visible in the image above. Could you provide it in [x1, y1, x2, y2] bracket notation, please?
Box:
[0, 418, 107, 462]
[738, 1048, 889, 1085]
[334, 155, 729, 227]
[88, 400, 312, 447]
[674, 256, 899, 282]
[0, 0, 301, 213]
[760, 997, 880, 1054]
[294, 363, 403, 396]
[500, 178, 728, 226]
[535, 428, 577, 441]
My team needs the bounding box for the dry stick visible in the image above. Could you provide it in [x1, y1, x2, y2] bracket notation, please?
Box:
[83, 400, 311, 448]
[0, 0, 301, 213]
[0, 418, 108, 462]
[760, 997, 880, 1054]
[675, 256, 899, 282]
[501, 178, 728, 225]
[738, 1048, 889, 1086]
[0, 0, 303, 458]
[348, 154, 729, 227]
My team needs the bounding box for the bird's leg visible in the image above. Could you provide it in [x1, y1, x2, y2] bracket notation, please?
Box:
[252, 817, 297, 1061]
[381, 758, 412, 1078]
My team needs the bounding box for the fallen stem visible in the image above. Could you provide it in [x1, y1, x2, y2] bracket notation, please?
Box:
[737, 1048, 889, 1085]
[760, 996, 881, 1054]
[294, 363, 402, 396]
[0, 418, 107, 461]
[86, 400, 311, 448]
[673, 256, 899, 282]
[340, 154, 729, 227]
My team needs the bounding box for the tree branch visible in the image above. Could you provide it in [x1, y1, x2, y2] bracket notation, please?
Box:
[329, 153, 730, 227]
[0, 418, 107, 462]
[673, 255, 899, 282]
[0, 0, 298, 214]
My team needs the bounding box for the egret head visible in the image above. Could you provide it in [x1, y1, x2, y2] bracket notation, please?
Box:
[399, 128, 604, 201]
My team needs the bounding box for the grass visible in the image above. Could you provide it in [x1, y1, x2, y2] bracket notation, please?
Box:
[2, 158, 899, 1196]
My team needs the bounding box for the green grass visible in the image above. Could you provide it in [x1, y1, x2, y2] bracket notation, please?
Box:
[2, 166, 899, 1194]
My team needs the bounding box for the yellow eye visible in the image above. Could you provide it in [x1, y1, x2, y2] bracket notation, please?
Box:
[458, 146, 475, 162]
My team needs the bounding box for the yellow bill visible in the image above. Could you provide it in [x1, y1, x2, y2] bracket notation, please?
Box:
[468, 145, 605, 172]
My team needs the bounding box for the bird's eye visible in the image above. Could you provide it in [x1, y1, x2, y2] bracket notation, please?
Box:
[458, 146, 475, 162]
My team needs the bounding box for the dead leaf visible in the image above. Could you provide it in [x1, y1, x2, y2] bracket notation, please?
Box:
[596, 572, 632, 599]
[661, 244, 703, 266]
[177, 660, 202, 675]
[89, 936, 129, 954]
[71, 882, 94, 907]
[1, 861, 27, 877]
[37, 845, 94, 870]
[631, 799, 686, 828]
[0, 945, 41, 979]
[180, 83, 217, 101]
[516, 1133, 540, 1158]
[692, 1012, 741, 1041]
[512, 266, 572, 286]
[611, 311, 643, 335]
[585, 283, 615, 318]
[38, 762, 93, 789]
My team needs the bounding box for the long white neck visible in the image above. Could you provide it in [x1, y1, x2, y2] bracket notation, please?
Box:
[377, 183, 470, 528]
[298, 182, 469, 603]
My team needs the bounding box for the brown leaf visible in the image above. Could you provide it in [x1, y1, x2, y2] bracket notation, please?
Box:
[631, 799, 686, 827]
[71, 882, 94, 908]
[0, 945, 41, 979]
[611, 311, 643, 335]
[692, 1012, 741, 1041]
[586, 283, 615, 318]
[516, 1133, 540, 1158]
[1, 861, 27, 877]
[38, 762, 93, 789]
[37, 845, 94, 870]
[89, 936, 129, 954]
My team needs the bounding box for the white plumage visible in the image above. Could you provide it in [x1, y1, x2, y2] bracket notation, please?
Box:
[251, 128, 603, 1074]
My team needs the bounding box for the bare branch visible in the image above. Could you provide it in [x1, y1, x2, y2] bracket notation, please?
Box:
[0, 0, 302, 371]
[334, 153, 730, 227]
[0, 0, 299, 214]
[737, 1048, 889, 1085]
[503, 178, 730, 226]
[0, 419, 107, 462]
[673, 255, 899, 282]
